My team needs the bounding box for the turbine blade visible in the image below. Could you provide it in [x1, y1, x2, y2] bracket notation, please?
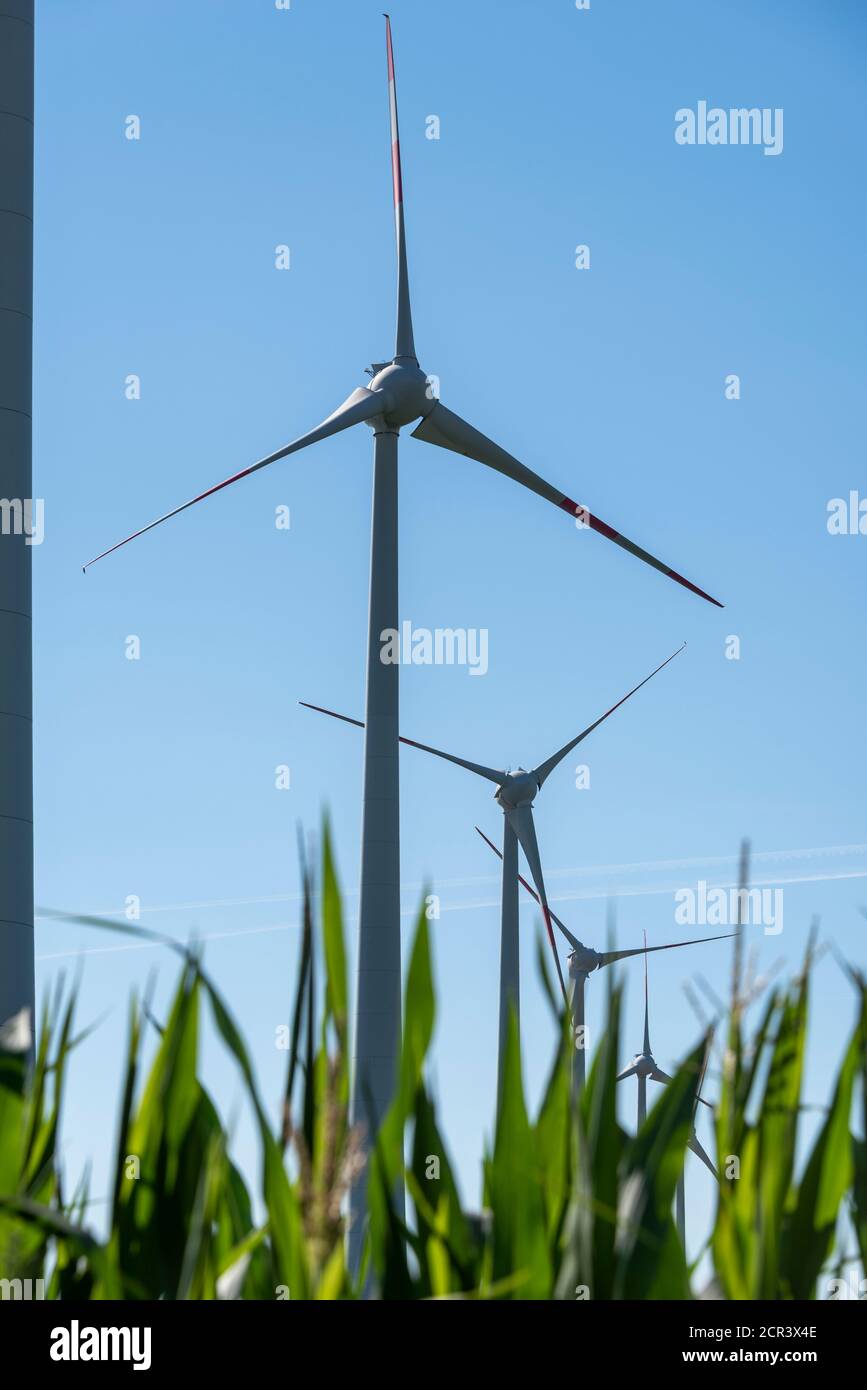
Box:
[688, 1132, 719, 1180]
[411, 402, 722, 606]
[505, 805, 568, 1002]
[84, 386, 384, 570]
[597, 930, 739, 969]
[299, 703, 364, 731]
[694, 1036, 713, 1118]
[384, 15, 415, 360]
[397, 734, 505, 785]
[300, 703, 505, 785]
[532, 645, 685, 788]
[649, 1063, 713, 1110]
[616, 1063, 638, 1082]
[473, 825, 580, 951]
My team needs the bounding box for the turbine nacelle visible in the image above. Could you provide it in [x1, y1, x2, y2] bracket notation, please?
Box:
[630, 1052, 657, 1079]
[567, 944, 603, 976]
[495, 769, 539, 810]
[366, 359, 432, 428]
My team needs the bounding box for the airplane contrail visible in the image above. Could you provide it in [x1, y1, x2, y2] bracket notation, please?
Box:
[36, 860, 867, 962]
[35, 841, 867, 925]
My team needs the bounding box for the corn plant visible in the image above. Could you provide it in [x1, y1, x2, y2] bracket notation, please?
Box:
[0, 824, 864, 1300]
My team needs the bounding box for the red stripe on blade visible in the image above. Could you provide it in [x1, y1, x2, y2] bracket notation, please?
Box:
[558, 495, 722, 607]
[663, 568, 723, 606]
[559, 494, 618, 539]
[82, 461, 263, 570]
[543, 906, 569, 1004]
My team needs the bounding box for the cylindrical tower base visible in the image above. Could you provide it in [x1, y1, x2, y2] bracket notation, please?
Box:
[348, 424, 402, 1274]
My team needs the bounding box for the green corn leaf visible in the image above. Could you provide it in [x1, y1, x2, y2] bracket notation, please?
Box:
[614, 1035, 706, 1300]
[782, 994, 863, 1298]
[409, 1084, 474, 1293]
[321, 817, 348, 1046]
[488, 1009, 550, 1299]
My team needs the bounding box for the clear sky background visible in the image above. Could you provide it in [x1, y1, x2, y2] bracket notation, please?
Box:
[32, 0, 866, 1256]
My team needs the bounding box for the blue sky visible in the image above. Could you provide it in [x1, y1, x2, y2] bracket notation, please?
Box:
[33, 0, 866, 1253]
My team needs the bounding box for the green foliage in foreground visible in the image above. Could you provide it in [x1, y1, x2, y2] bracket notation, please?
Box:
[1, 827, 865, 1300]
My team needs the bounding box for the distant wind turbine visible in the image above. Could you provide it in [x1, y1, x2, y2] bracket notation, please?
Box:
[82, 16, 721, 1262]
[475, 827, 735, 1093]
[302, 644, 685, 1090]
[617, 942, 718, 1243]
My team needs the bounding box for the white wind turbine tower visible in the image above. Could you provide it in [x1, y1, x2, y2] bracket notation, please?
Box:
[83, 17, 721, 1261]
[302, 644, 685, 1092]
[475, 827, 735, 1094]
[617, 942, 718, 1246]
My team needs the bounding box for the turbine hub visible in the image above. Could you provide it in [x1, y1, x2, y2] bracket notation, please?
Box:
[568, 945, 601, 976]
[634, 1053, 655, 1078]
[495, 768, 538, 810]
[366, 360, 433, 428]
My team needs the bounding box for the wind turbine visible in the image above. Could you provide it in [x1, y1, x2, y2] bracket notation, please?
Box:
[302, 643, 685, 1082]
[616, 943, 718, 1245]
[474, 826, 735, 1094]
[82, 17, 721, 1258]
